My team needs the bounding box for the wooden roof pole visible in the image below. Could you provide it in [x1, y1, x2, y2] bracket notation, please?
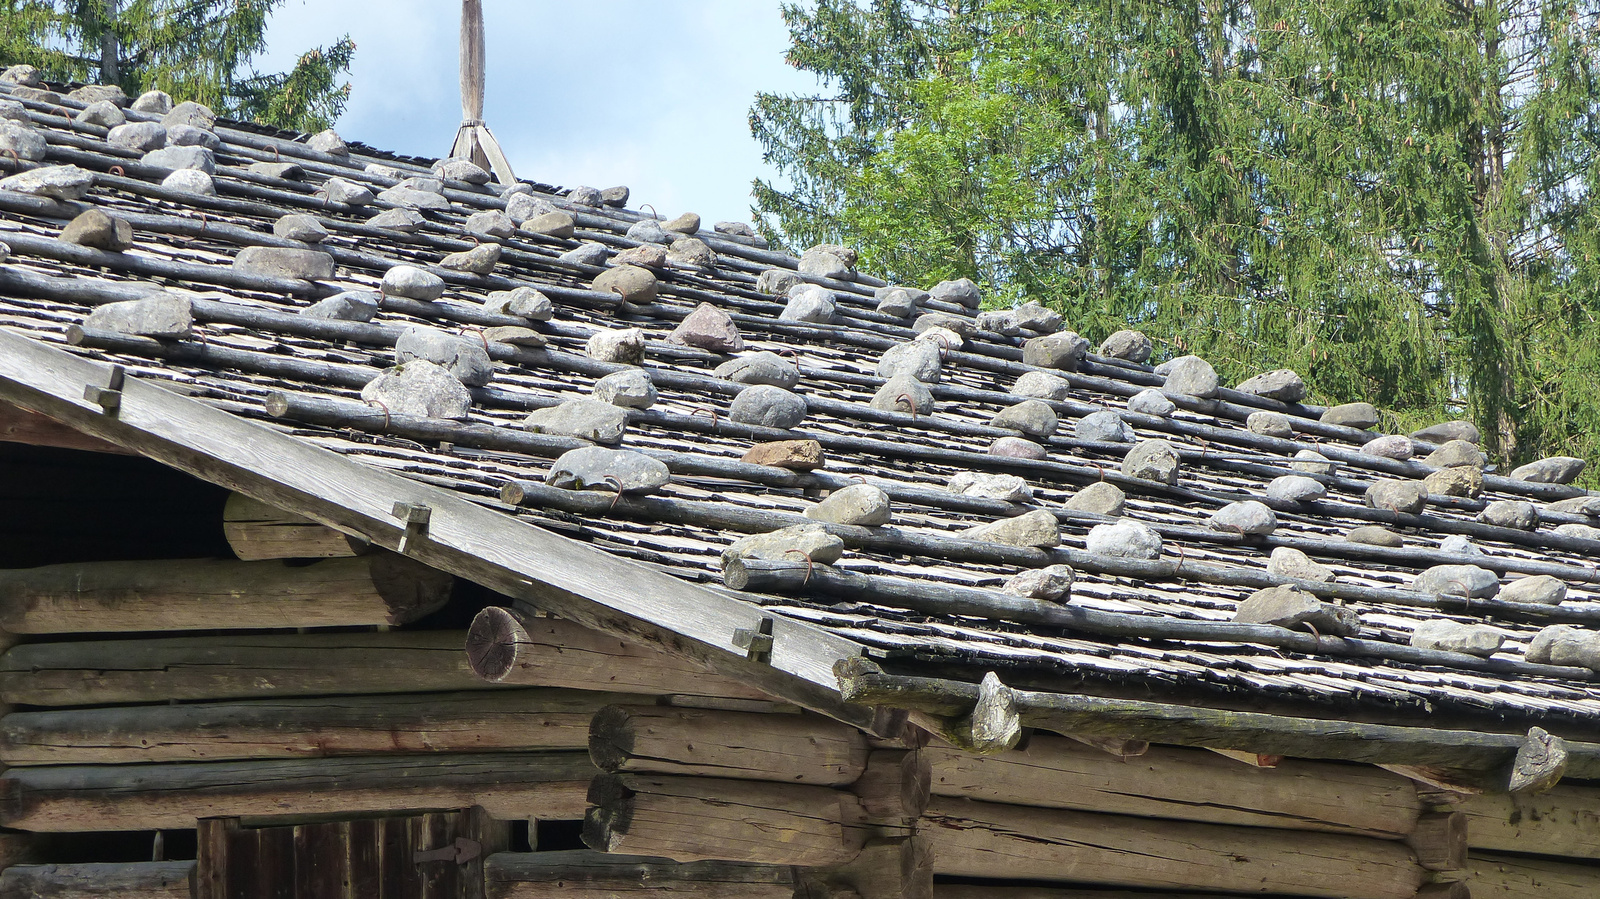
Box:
[450, 0, 517, 184]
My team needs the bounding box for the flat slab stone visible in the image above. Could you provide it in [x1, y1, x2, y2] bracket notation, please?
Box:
[729, 385, 807, 429]
[83, 294, 192, 339]
[1411, 420, 1481, 445]
[61, 208, 134, 252]
[1511, 457, 1586, 484]
[1235, 369, 1306, 403]
[1023, 333, 1089, 371]
[1085, 519, 1162, 560]
[949, 472, 1033, 503]
[360, 360, 471, 421]
[395, 326, 494, 387]
[722, 524, 845, 566]
[1065, 482, 1125, 517]
[523, 398, 629, 445]
[1003, 565, 1075, 602]
[1209, 500, 1277, 535]
[0, 164, 95, 200]
[1409, 621, 1504, 657]
[715, 352, 800, 390]
[670, 303, 744, 354]
[485, 287, 554, 321]
[382, 266, 446, 302]
[1527, 625, 1600, 670]
[1159, 355, 1218, 399]
[1234, 586, 1360, 636]
[1012, 371, 1071, 401]
[1346, 526, 1404, 547]
[872, 375, 933, 416]
[993, 401, 1058, 439]
[592, 369, 657, 409]
[742, 439, 826, 470]
[587, 328, 646, 366]
[1122, 439, 1180, 485]
[592, 265, 659, 306]
[806, 484, 891, 527]
[301, 291, 379, 322]
[1412, 564, 1500, 599]
[1500, 575, 1567, 605]
[1099, 330, 1151, 362]
[546, 446, 670, 494]
[877, 341, 942, 383]
[233, 246, 335, 281]
[1267, 547, 1334, 583]
[1266, 475, 1326, 503]
[961, 509, 1060, 548]
[1320, 402, 1379, 429]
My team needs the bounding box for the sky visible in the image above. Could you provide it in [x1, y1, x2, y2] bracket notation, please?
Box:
[260, 2, 822, 226]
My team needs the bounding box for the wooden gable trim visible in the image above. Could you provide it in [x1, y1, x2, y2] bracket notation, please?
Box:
[0, 400, 131, 455]
[0, 329, 883, 733]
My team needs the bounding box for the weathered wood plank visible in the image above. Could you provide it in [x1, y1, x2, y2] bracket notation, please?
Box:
[589, 704, 868, 786]
[0, 752, 595, 831]
[1460, 784, 1600, 860]
[0, 553, 451, 633]
[0, 688, 641, 765]
[0, 862, 195, 899]
[1469, 852, 1600, 898]
[484, 850, 796, 899]
[0, 402, 130, 455]
[934, 888, 1246, 899]
[922, 796, 1425, 899]
[222, 492, 367, 561]
[925, 736, 1422, 837]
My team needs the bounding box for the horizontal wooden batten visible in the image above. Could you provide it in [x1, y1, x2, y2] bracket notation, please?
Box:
[0, 861, 194, 899]
[0, 688, 645, 765]
[934, 888, 1266, 899]
[468, 606, 771, 700]
[589, 704, 868, 786]
[0, 752, 595, 832]
[484, 850, 796, 899]
[0, 553, 451, 634]
[222, 492, 367, 561]
[926, 736, 1421, 838]
[1469, 852, 1600, 897]
[0, 401, 130, 455]
[1460, 785, 1600, 860]
[0, 630, 493, 706]
[922, 797, 1425, 899]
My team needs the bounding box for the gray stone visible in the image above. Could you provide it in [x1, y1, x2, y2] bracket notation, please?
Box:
[1545, 496, 1600, 516]
[1526, 625, 1600, 670]
[67, 84, 127, 106]
[569, 186, 604, 207]
[1413, 564, 1500, 599]
[738, 439, 823, 471]
[1209, 500, 1277, 535]
[307, 129, 348, 156]
[1126, 389, 1175, 417]
[1159, 355, 1218, 398]
[381, 265, 446, 302]
[948, 471, 1033, 503]
[141, 145, 214, 174]
[547, 446, 669, 494]
[666, 237, 715, 269]
[1012, 371, 1071, 401]
[875, 286, 923, 318]
[0, 122, 44, 161]
[993, 401, 1058, 439]
[1085, 519, 1163, 560]
[395, 326, 494, 387]
[83, 294, 192, 339]
[1555, 523, 1600, 541]
[0, 164, 94, 199]
[1236, 369, 1306, 403]
[378, 186, 450, 210]
[1423, 465, 1484, 498]
[161, 169, 215, 195]
[601, 186, 630, 206]
[612, 244, 667, 268]
[60, 208, 133, 252]
[0, 240, 7, 262]
[1501, 575, 1568, 605]
[563, 239, 611, 263]
[440, 243, 502, 276]
[592, 369, 657, 409]
[466, 210, 516, 240]
[233, 246, 336, 281]
[0, 99, 29, 123]
[1013, 303, 1062, 333]
[670, 303, 743, 354]
[166, 124, 220, 149]
[714, 220, 755, 238]
[626, 219, 672, 245]
[111, 120, 175, 153]
[272, 214, 328, 243]
[1478, 500, 1538, 530]
[523, 398, 630, 444]
[1074, 410, 1133, 443]
[990, 437, 1047, 460]
[1439, 535, 1481, 556]
[916, 327, 965, 352]
[162, 101, 216, 130]
[1098, 330, 1152, 363]
[930, 278, 981, 309]
[715, 352, 801, 390]
[1, 65, 41, 86]
[781, 284, 836, 324]
[1365, 479, 1427, 514]
[799, 246, 852, 279]
[320, 178, 374, 207]
[592, 265, 658, 306]
[1511, 457, 1587, 485]
[131, 90, 173, 114]
[976, 310, 1020, 336]
[1023, 333, 1090, 371]
[483, 326, 546, 348]
[9, 87, 58, 103]
[1291, 450, 1337, 475]
[729, 385, 808, 430]
[722, 524, 844, 567]
[962, 509, 1060, 548]
[1360, 434, 1415, 460]
[758, 269, 806, 296]
[250, 164, 305, 184]
[1065, 482, 1125, 517]
[1346, 526, 1404, 547]
[1321, 402, 1380, 429]
[1425, 440, 1486, 469]
[876, 341, 942, 383]
[871, 376, 934, 416]
[75, 99, 125, 128]
[806, 484, 892, 527]
[506, 193, 556, 223]
[1267, 547, 1334, 583]
[1247, 410, 1293, 438]
[1234, 586, 1360, 636]
[912, 312, 976, 338]
[502, 179, 536, 197]
[1266, 475, 1326, 503]
[301, 291, 379, 322]
[359, 360, 472, 421]
[436, 159, 490, 184]
[1003, 565, 1075, 602]
[1122, 439, 1180, 485]
[1411, 420, 1481, 445]
[484, 287, 553, 321]
[586, 328, 646, 366]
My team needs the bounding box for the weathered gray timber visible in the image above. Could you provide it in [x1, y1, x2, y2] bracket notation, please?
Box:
[221, 492, 368, 560]
[484, 850, 796, 899]
[0, 862, 194, 899]
[589, 704, 868, 786]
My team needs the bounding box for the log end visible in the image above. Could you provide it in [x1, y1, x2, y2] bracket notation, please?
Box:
[587, 705, 638, 773]
[467, 605, 528, 683]
[500, 481, 529, 506]
[368, 552, 455, 625]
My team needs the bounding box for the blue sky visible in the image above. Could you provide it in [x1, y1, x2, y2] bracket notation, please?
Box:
[261, 2, 821, 226]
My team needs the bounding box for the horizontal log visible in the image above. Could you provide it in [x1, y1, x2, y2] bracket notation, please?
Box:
[0, 630, 496, 706]
[1460, 784, 1600, 859]
[925, 735, 1421, 837]
[467, 606, 771, 700]
[934, 888, 1253, 899]
[0, 862, 194, 899]
[221, 492, 367, 560]
[0, 688, 645, 765]
[0, 553, 451, 633]
[923, 797, 1424, 899]
[589, 704, 868, 786]
[584, 772, 866, 867]
[0, 402, 129, 455]
[1468, 852, 1600, 897]
[0, 751, 595, 832]
[484, 850, 796, 899]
